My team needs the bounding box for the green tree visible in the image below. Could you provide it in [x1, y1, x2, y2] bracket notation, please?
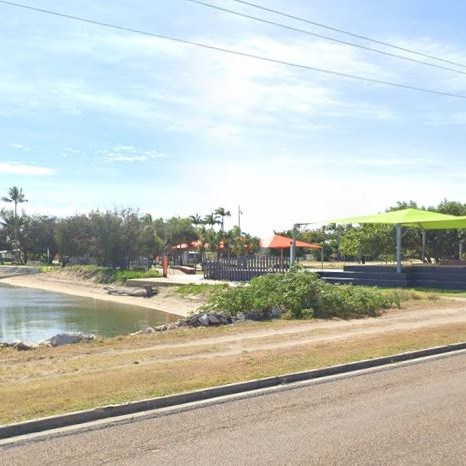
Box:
[156, 217, 198, 249]
[0, 209, 27, 263]
[425, 200, 466, 262]
[24, 215, 57, 263]
[55, 215, 92, 265]
[1, 186, 28, 262]
[138, 224, 164, 267]
[340, 224, 395, 262]
[214, 207, 231, 231]
[88, 211, 126, 268]
[203, 213, 220, 230]
[119, 208, 143, 267]
[189, 214, 203, 228]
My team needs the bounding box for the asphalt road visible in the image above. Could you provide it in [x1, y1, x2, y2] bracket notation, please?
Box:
[3, 352, 466, 465]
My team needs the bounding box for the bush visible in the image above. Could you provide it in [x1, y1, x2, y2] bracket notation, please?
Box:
[203, 271, 402, 320]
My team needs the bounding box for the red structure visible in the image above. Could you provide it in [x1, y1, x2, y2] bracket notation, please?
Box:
[262, 234, 322, 262]
[263, 235, 321, 250]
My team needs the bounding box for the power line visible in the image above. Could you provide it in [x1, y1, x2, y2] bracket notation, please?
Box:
[186, 0, 466, 77]
[230, 0, 466, 70]
[1, 0, 466, 100]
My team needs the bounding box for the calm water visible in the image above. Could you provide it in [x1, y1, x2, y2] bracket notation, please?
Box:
[0, 283, 176, 343]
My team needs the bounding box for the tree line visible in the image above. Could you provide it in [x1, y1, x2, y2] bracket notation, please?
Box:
[0, 187, 260, 267]
[3, 186, 463, 267]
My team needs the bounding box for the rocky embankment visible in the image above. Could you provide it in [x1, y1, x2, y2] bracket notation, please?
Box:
[104, 285, 156, 298]
[2, 308, 283, 351]
[132, 307, 283, 334]
[0, 332, 95, 351]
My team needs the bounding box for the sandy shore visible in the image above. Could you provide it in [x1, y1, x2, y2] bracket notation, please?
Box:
[0, 273, 200, 317]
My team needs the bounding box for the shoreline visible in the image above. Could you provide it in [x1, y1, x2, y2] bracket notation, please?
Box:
[0, 273, 198, 318]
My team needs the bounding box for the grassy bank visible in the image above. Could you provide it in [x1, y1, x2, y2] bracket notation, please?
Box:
[40, 265, 162, 284]
[0, 296, 464, 425]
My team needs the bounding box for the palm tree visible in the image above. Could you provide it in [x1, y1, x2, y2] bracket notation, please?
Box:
[2, 187, 27, 262]
[189, 214, 203, 228]
[197, 225, 209, 262]
[214, 207, 231, 231]
[203, 213, 220, 230]
[0, 211, 26, 263]
[2, 186, 28, 219]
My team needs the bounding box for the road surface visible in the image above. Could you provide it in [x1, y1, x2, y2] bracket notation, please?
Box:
[3, 352, 466, 465]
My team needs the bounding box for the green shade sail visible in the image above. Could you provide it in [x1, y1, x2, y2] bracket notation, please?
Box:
[311, 207, 466, 274]
[414, 216, 466, 230]
[326, 208, 466, 230]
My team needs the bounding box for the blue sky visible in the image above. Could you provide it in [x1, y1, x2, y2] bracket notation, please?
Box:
[2, 0, 466, 235]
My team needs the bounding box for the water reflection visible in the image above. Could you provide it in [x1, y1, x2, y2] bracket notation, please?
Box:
[0, 283, 176, 342]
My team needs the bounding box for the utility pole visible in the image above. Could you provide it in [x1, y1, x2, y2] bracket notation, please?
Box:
[238, 206, 243, 234]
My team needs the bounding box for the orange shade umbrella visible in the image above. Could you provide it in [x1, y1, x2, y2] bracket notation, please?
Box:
[263, 234, 321, 249]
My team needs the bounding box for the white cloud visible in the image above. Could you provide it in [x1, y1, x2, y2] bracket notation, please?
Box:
[0, 163, 56, 176]
[0, 29, 399, 136]
[388, 37, 466, 92]
[3, 6, 466, 236]
[61, 148, 81, 158]
[97, 145, 166, 163]
[6, 143, 32, 151]
[267, 152, 438, 170]
[352, 156, 437, 168]
[422, 111, 466, 127]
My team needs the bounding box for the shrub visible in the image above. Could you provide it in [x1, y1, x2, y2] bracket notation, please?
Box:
[203, 271, 402, 320]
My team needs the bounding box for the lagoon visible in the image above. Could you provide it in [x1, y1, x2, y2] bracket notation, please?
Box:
[0, 283, 175, 343]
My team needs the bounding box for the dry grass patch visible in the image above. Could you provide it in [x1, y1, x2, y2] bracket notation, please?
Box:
[2, 315, 466, 425]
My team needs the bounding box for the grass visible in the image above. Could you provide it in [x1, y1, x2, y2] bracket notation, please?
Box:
[39, 264, 161, 284]
[412, 288, 466, 298]
[386, 287, 466, 300]
[2, 326, 465, 424]
[176, 283, 229, 297]
[1, 297, 465, 425]
[38, 265, 58, 273]
[111, 269, 162, 283]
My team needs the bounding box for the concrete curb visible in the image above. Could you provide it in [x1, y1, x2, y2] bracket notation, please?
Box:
[2, 341, 466, 440]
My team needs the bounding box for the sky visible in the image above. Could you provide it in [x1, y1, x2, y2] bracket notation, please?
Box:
[2, 0, 466, 236]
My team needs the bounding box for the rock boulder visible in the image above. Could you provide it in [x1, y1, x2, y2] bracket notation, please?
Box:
[39, 332, 95, 347]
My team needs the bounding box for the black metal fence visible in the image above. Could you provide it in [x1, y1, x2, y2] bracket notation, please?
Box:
[203, 256, 290, 281]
